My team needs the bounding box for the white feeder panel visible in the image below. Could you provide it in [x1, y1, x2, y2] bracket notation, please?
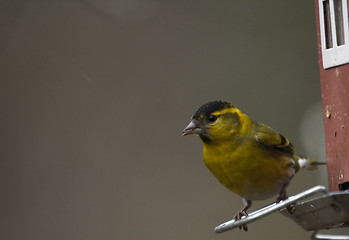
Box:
[319, 0, 349, 69]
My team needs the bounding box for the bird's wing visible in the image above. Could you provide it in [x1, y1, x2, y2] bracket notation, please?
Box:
[255, 123, 294, 157]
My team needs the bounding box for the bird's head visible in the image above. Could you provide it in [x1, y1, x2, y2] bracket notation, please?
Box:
[182, 101, 242, 144]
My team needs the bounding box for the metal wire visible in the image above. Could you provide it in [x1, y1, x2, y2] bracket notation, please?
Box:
[214, 185, 328, 233]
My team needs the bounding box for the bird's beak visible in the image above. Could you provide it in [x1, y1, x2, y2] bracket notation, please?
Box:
[181, 120, 202, 136]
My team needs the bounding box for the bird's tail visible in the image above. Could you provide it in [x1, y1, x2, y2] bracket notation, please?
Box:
[295, 156, 326, 172]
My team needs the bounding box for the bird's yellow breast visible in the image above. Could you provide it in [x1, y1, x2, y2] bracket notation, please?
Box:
[203, 140, 295, 201]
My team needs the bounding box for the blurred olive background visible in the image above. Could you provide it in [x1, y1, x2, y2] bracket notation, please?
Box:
[1, 1, 328, 240]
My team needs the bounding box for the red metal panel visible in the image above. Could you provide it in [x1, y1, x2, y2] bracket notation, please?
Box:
[315, 0, 349, 191]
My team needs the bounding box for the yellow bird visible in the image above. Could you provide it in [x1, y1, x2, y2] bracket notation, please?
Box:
[182, 101, 324, 231]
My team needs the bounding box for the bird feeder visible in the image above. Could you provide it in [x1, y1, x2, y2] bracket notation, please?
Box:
[214, 0, 349, 237]
[317, 0, 349, 192]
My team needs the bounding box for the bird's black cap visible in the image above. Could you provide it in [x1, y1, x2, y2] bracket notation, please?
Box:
[193, 101, 232, 119]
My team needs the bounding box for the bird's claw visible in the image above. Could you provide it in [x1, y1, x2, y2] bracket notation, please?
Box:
[276, 191, 288, 203]
[234, 210, 248, 231]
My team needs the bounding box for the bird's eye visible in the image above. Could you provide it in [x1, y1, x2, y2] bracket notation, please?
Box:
[208, 115, 218, 123]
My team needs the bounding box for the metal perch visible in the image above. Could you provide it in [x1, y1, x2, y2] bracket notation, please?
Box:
[214, 185, 328, 233]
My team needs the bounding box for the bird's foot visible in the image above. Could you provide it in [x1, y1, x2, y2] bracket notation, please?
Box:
[276, 194, 288, 203]
[276, 187, 289, 203]
[234, 210, 249, 231]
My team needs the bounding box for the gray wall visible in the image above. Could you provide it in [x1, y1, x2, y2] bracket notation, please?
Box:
[1, 1, 328, 239]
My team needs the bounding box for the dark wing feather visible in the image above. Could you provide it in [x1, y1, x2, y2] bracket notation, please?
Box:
[255, 123, 294, 157]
